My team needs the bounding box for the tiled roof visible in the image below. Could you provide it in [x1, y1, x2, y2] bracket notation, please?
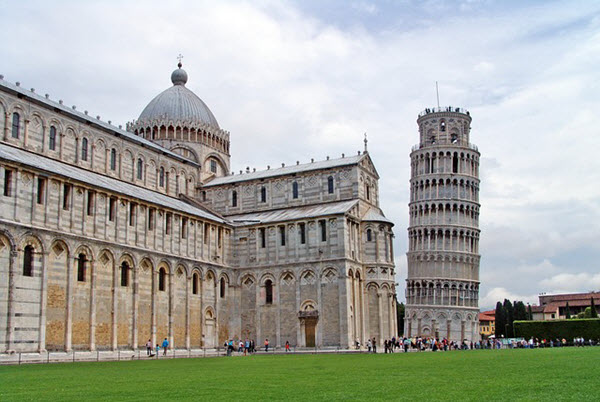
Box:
[362, 208, 394, 225]
[0, 143, 225, 223]
[227, 199, 358, 225]
[0, 78, 199, 167]
[203, 154, 365, 187]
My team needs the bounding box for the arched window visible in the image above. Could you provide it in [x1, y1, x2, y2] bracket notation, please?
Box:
[328, 176, 334, 194]
[49, 126, 57, 150]
[121, 262, 129, 287]
[453, 153, 459, 173]
[440, 120, 446, 132]
[23, 245, 34, 276]
[232, 190, 237, 207]
[159, 268, 166, 291]
[77, 253, 87, 282]
[265, 280, 273, 305]
[292, 181, 298, 199]
[137, 158, 143, 180]
[260, 186, 266, 203]
[430, 136, 436, 145]
[81, 138, 88, 161]
[366, 185, 370, 201]
[220, 277, 226, 298]
[159, 167, 165, 187]
[192, 272, 199, 295]
[367, 229, 372, 242]
[110, 148, 117, 171]
[11, 112, 20, 138]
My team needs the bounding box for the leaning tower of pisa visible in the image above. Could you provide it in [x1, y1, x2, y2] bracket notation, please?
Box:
[404, 106, 481, 342]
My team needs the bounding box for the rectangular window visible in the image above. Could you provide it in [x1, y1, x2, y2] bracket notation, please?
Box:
[299, 223, 306, 244]
[279, 226, 286, 246]
[37, 177, 46, 204]
[3, 169, 12, 197]
[218, 227, 222, 248]
[210, 159, 217, 173]
[108, 197, 116, 222]
[148, 208, 155, 231]
[63, 184, 71, 210]
[87, 190, 95, 216]
[166, 212, 172, 235]
[260, 228, 266, 248]
[181, 217, 188, 239]
[129, 203, 136, 226]
[319, 220, 327, 242]
[204, 223, 209, 244]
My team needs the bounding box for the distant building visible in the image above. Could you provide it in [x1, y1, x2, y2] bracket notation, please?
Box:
[532, 291, 600, 320]
[478, 310, 495, 339]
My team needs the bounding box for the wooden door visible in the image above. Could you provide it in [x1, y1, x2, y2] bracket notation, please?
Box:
[305, 320, 316, 347]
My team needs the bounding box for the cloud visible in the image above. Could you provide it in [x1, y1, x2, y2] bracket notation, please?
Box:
[480, 288, 538, 310]
[540, 273, 600, 294]
[1, 0, 599, 307]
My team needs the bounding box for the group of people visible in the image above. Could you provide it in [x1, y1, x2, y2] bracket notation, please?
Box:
[145, 338, 170, 358]
[223, 338, 293, 355]
[360, 336, 474, 353]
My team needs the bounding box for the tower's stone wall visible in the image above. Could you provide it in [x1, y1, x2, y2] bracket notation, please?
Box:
[404, 107, 481, 342]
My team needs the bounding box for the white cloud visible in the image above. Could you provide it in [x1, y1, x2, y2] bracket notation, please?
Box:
[540, 273, 600, 294]
[480, 288, 538, 310]
[1, 0, 599, 306]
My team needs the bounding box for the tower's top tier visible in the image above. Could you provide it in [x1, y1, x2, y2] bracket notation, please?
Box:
[416, 106, 472, 149]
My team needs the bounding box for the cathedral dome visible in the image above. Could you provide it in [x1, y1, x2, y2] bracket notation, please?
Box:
[136, 64, 220, 129]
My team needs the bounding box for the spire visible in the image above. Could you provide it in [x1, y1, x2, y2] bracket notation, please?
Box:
[363, 132, 368, 153]
[177, 53, 184, 69]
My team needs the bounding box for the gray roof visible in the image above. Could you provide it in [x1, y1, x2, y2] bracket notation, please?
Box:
[228, 200, 358, 225]
[0, 144, 225, 223]
[204, 153, 365, 187]
[136, 67, 220, 129]
[362, 208, 394, 225]
[0, 77, 199, 167]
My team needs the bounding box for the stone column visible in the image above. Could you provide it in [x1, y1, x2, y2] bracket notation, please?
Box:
[111, 261, 118, 351]
[5, 250, 17, 353]
[168, 271, 174, 349]
[38, 251, 48, 353]
[132, 265, 139, 350]
[275, 282, 281, 348]
[255, 280, 261, 346]
[185, 274, 190, 350]
[377, 291, 384, 346]
[65, 254, 74, 351]
[87, 259, 97, 351]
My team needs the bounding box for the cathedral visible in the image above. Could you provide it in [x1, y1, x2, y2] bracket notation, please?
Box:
[0, 63, 397, 353]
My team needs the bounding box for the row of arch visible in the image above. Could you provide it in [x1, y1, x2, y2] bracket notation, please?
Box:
[135, 124, 230, 154]
[1, 101, 198, 198]
[405, 283, 479, 308]
[411, 150, 479, 177]
[408, 228, 480, 254]
[410, 177, 479, 203]
[409, 202, 480, 227]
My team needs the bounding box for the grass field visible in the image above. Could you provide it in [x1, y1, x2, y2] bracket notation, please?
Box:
[1, 347, 599, 401]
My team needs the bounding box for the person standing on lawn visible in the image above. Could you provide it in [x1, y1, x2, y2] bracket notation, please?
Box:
[162, 337, 169, 356]
[146, 339, 152, 356]
[264, 338, 269, 352]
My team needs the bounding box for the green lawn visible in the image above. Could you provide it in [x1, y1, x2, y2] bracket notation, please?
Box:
[1, 347, 599, 401]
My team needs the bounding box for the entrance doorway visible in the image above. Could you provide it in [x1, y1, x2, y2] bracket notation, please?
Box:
[305, 319, 317, 347]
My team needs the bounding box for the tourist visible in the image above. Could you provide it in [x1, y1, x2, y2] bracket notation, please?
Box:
[251, 339, 256, 353]
[155, 344, 160, 358]
[162, 337, 169, 356]
[367, 338, 372, 352]
[238, 340, 244, 353]
[264, 338, 269, 352]
[285, 340, 290, 352]
[146, 338, 152, 356]
[244, 339, 250, 355]
[372, 337, 377, 353]
[384, 339, 388, 353]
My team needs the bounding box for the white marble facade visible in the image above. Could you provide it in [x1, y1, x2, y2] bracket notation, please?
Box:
[0, 65, 396, 353]
[404, 107, 481, 342]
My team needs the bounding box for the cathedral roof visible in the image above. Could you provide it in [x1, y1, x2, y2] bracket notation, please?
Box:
[362, 208, 394, 225]
[203, 153, 366, 187]
[0, 143, 224, 223]
[136, 64, 220, 129]
[227, 199, 358, 225]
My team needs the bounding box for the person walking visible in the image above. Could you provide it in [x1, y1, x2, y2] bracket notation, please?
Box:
[285, 340, 290, 352]
[264, 338, 269, 352]
[162, 337, 169, 356]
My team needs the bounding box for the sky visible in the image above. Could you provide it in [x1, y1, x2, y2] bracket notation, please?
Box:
[1, 0, 599, 309]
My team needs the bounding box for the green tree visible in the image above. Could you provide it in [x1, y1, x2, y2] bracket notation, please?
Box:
[503, 299, 514, 337]
[590, 297, 598, 318]
[514, 301, 528, 321]
[527, 304, 533, 320]
[495, 301, 505, 337]
[583, 307, 592, 319]
[397, 301, 405, 335]
[565, 302, 571, 319]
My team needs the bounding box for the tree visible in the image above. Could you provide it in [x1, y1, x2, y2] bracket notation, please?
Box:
[591, 298, 598, 318]
[397, 301, 405, 335]
[503, 299, 514, 337]
[495, 301, 505, 337]
[527, 304, 533, 320]
[565, 302, 571, 319]
[514, 301, 528, 321]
